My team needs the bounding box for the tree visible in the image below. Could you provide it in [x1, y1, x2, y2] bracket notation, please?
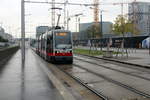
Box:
[84, 24, 103, 54]
[85, 24, 102, 39]
[112, 15, 139, 57]
[112, 15, 139, 36]
[0, 36, 8, 42]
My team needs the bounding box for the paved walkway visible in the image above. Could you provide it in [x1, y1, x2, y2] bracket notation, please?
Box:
[0, 48, 64, 100]
[76, 46, 150, 67]
[122, 49, 150, 67]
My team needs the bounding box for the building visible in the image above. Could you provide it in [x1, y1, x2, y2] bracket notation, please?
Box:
[128, 2, 150, 36]
[77, 22, 113, 40]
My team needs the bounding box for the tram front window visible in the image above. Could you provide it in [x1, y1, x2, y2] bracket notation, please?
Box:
[55, 32, 72, 49]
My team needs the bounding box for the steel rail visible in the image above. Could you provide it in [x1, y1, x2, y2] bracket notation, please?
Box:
[73, 64, 150, 98]
[56, 65, 109, 100]
[31, 49, 108, 100]
[74, 57, 150, 81]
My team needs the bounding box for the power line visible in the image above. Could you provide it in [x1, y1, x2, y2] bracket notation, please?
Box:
[24, 1, 95, 6]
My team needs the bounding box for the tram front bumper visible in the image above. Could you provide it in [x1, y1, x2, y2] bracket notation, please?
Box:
[54, 56, 73, 62]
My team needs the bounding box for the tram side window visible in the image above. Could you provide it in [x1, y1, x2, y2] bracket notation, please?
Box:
[42, 38, 44, 50]
[47, 36, 53, 53]
[43, 37, 46, 50]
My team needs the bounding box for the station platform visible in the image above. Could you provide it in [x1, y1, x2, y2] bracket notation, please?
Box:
[76, 46, 150, 67]
[0, 48, 74, 100]
[117, 49, 150, 67]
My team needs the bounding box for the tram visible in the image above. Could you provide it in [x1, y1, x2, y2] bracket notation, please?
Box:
[36, 29, 73, 64]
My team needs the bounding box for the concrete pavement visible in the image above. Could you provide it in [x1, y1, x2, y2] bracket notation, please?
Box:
[0, 48, 64, 100]
[75, 46, 150, 67]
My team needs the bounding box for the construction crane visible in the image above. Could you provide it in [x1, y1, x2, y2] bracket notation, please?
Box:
[93, 0, 99, 24]
[92, 0, 100, 39]
[52, 0, 55, 27]
[92, 0, 130, 31]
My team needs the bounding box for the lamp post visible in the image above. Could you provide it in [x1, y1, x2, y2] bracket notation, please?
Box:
[74, 13, 83, 32]
[66, 13, 83, 31]
[100, 11, 103, 37]
[89, 7, 107, 37]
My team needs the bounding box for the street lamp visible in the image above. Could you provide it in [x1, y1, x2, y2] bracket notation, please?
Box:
[67, 13, 83, 31]
[89, 7, 107, 37]
[74, 13, 83, 32]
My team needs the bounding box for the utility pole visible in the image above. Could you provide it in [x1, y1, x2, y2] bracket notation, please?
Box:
[64, 0, 68, 29]
[76, 16, 78, 32]
[52, 0, 55, 27]
[149, 15, 150, 55]
[149, 31, 150, 55]
[67, 11, 70, 30]
[21, 0, 25, 63]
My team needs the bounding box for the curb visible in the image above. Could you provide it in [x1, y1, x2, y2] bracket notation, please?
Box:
[75, 53, 150, 69]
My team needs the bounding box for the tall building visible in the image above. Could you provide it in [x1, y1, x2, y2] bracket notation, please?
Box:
[128, 2, 150, 36]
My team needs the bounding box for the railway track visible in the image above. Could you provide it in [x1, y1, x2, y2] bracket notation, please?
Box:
[56, 64, 109, 100]
[57, 62, 150, 100]
[64, 55, 150, 99]
[74, 57, 150, 81]
[33, 49, 150, 100]
[72, 63, 150, 99]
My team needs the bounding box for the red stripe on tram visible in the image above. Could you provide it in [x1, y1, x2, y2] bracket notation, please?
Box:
[47, 53, 72, 56]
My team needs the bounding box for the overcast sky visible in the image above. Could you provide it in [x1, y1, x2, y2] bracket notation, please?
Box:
[0, 0, 149, 38]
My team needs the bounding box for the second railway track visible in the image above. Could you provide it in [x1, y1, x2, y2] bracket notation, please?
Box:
[59, 55, 150, 100]
[57, 63, 150, 100]
[73, 63, 150, 98]
[74, 56, 150, 81]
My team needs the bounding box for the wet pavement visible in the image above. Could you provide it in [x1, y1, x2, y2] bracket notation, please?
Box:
[0, 48, 64, 100]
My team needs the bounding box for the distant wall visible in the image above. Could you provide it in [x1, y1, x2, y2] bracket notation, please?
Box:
[0, 46, 19, 66]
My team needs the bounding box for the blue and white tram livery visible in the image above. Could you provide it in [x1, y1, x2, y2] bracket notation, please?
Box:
[37, 29, 73, 64]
